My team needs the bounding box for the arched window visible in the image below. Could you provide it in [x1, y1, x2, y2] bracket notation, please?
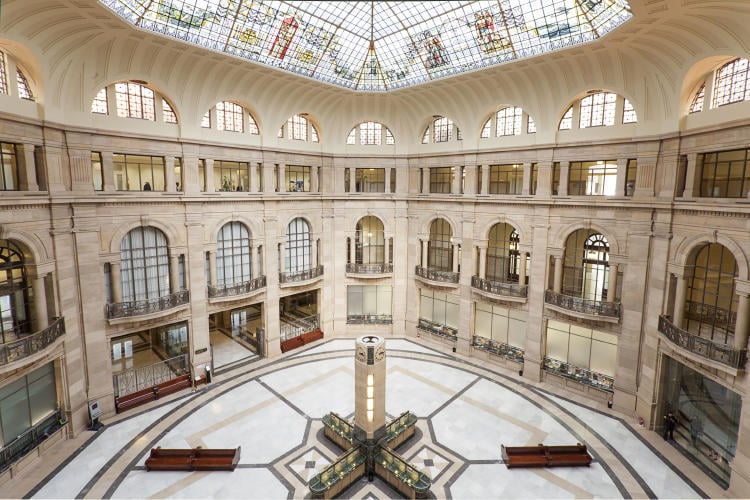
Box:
[355, 216, 384, 265]
[428, 218, 453, 271]
[0, 240, 30, 343]
[689, 84, 705, 113]
[559, 91, 637, 129]
[115, 82, 155, 120]
[286, 218, 311, 273]
[562, 230, 610, 301]
[480, 107, 536, 138]
[217, 222, 252, 286]
[0, 50, 36, 101]
[685, 243, 738, 343]
[279, 114, 319, 142]
[486, 224, 520, 282]
[120, 227, 170, 302]
[422, 116, 461, 144]
[346, 122, 395, 145]
[202, 101, 259, 133]
[713, 58, 750, 108]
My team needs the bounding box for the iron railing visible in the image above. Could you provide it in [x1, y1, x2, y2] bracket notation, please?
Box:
[544, 289, 620, 318]
[279, 265, 324, 284]
[0, 408, 65, 473]
[347, 314, 392, 325]
[346, 263, 393, 274]
[417, 318, 458, 341]
[472, 335, 524, 363]
[471, 275, 527, 298]
[208, 276, 266, 298]
[542, 356, 615, 392]
[280, 313, 320, 341]
[415, 265, 459, 283]
[658, 315, 747, 370]
[106, 290, 190, 319]
[0, 317, 65, 365]
[113, 354, 189, 398]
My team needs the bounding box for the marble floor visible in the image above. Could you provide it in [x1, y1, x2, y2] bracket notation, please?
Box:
[24, 338, 714, 499]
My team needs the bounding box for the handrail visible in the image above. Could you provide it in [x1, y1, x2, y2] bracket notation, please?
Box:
[346, 263, 393, 274]
[544, 289, 620, 318]
[208, 276, 266, 298]
[0, 317, 65, 366]
[658, 315, 747, 370]
[415, 265, 459, 283]
[471, 275, 527, 298]
[279, 265, 323, 283]
[113, 353, 189, 397]
[280, 313, 320, 341]
[106, 290, 190, 319]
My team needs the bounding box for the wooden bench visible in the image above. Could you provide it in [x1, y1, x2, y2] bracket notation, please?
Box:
[155, 374, 191, 398]
[502, 443, 591, 468]
[145, 447, 241, 471]
[115, 387, 157, 413]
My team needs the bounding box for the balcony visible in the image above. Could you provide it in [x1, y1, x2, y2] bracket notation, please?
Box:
[106, 291, 190, 320]
[472, 335, 524, 363]
[417, 318, 458, 342]
[279, 265, 324, 287]
[658, 315, 747, 373]
[542, 356, 614, 392]
[208, 276, 266, 302]
[544, 290, 620, 322]
[0, 408, 66, 474]
[346, 262, 393, 278]
[471, 275, 527, 302]
[347, 314, 392, 325]
[414, 265, 459, 288]
[0, 317, 65, 366]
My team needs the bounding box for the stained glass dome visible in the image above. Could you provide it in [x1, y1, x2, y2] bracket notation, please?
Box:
[100, 0, 632, 92]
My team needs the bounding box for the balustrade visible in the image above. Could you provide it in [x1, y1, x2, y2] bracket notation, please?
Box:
[415, 265, 459, 283]
[472, 335, 524, 363]
[106, 291, 190, 319]
[0, 317, 65, 365]
[346, 263, 393, 274]
[417, 318, 458, 341]
[113, 354, 189, 397]
[208, 276, 266, 298]
[542, 356, 614, 392]
[347, 314, 392, 325]
[0, 408, 65, 473]
[658, 315, 747, 370]
[471, 275, 527, 298]
[279, 265, 324, 284]
[544, 289, 620, 318]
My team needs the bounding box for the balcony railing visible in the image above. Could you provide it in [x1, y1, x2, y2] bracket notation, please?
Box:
[472, 335, 524, 363]
[544, 289, 620, 318]
[279, 265, 324, 284]
[347, 314, 392, 325]
[471, 275, 527, 298]
[106, 290, 190, 319]
[0, 317, 65, 366]
[113, 353, 189, 398]
[415, 265, 459, 284]
[417, 318, 458, 341]
[280, 313, 320, 341]
[0, 408, 65, 473]
[346, 263, 393, 274]
[658, 315, 747, 370]
[208, 276, 266, 298]
[543, 356, 614, 392]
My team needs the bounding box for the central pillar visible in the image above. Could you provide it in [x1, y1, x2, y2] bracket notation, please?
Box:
[354, 335, 386, 439]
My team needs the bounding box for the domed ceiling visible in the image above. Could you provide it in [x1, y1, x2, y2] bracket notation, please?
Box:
[101, 0, 632, 92]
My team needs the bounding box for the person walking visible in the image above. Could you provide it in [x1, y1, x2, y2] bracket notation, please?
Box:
[664, 411, 677, 440]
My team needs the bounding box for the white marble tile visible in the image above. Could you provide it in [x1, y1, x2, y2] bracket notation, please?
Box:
[545, 393, 702, 499]
[33, 398, 190, 499]
[210, 330, 257, 367]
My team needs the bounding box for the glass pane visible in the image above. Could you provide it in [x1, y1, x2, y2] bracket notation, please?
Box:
[568, 334, 591, 368]
[546, 328, 568, 361]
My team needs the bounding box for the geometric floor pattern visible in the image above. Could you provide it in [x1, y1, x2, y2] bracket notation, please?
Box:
[28, 338, 708, 499]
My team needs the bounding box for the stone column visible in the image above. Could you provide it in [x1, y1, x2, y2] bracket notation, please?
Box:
[481, 164, 489, 195]
[248, 245, 255, 279]
[421, 239, 429, 268]
[311, 237, 318, 268]
[558, 161, 570, 196]
[607, 263, 619, 302]
[169, 254, 180, 294]
[452, 243, 460, 273]
[518, 253, 527, 286]
[615, 158, 629, 197]
[31, 272, 49, 331]
[164, 156, 176, 192]
[422, 167, 430, 194]
[68, 147, 93, 194]
[384, 167, 391, 193]
[209, 251, 217, 287]
[279, 163, 287, 192]
[279, 241, 286, 274]
[17, 143, 39, 191]
[383, 235, 390, 265]
[311, 165, 319, 193]
[521, 162, 532, 196]
[111, 261, 123, 304]
[734, 280, 750, 350]
[349, 235, 356, 265]
[182, 153, 199, 195]
[205, 159, 215, 193]
[478, 244, 487, 279]
[553, 255, 563, 293]
[682, 152, 699, 198]
[102, 151, 115, 193]
[673, 273, 689, 327]
[250, 162, 259, 193]
[452, 167, 461, 194]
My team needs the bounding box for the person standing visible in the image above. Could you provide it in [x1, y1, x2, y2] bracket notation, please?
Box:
[664, 411, 677, 440]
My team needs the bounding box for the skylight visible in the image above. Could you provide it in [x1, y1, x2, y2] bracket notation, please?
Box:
[100, 0, 632, 92]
